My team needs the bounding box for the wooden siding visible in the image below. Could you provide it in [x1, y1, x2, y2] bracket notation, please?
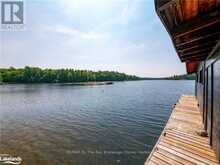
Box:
[197, 83, 204, 115]
[213, 58, 220, 160]
[203, 42, 220, 160]
[207, 66, 213, 145]
[145, 95, 219, 165]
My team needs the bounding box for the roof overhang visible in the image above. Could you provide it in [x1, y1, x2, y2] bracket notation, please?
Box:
[155, 0, 220, 73]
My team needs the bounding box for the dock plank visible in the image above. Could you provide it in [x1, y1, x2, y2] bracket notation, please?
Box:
[145, 95, 219, 165]
[153, 151, 183, 165]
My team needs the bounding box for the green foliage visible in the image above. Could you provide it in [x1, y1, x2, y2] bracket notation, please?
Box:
[166, 74, 196, 80]
[0, 73, 2, 82]
[0, 66, 140, 83]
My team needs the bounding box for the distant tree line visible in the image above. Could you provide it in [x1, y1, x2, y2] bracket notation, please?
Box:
[166, 74, 196, 80]
[140, 74, 196, 80]
[0, 66, 140, 83]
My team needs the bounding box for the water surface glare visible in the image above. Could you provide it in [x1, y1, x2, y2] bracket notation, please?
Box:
[0, 80, 194, 165]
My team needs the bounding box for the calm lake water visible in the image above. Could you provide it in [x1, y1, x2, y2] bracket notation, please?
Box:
[0, 80, 194, 165]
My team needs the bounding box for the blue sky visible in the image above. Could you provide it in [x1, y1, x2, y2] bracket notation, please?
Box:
[0, 0, 186, 77]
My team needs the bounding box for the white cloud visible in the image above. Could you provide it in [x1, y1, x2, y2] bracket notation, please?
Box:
[81, 31, 106, 40]
[59, 0, 118, 16]
[120, 0, 138, 24]
[92, 0, 139, 31]
[58, 0, 139, 31]
[44, 25, 108, 40]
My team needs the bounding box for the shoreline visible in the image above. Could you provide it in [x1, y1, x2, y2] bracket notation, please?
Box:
[0, 79, 195, 86]
[0, 81, 114, 86]
[58, 81, 114, 86]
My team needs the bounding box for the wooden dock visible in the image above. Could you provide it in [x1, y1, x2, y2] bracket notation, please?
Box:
[145, 95, 219, 165]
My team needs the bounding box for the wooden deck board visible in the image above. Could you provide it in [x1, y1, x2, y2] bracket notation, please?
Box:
[145, 95, 219, 165]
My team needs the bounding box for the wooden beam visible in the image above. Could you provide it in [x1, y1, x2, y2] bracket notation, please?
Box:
[157, 0, 176, 12]
[176, 31, 220, 48]
[181, 53, 209, 60]
[178, 40, 218, 53]
[156, 8, 181, 63]
[181, 51, 209, 59]
[173, 12, 220, 39]
[182, 54, 208, 62]
[175, 0, 184, 22]
[198, 0, 209, 13]
[191, 0, 199, 18]
[165, 7, 174, 29]
[182, 53, 209, 61]
[207, 0, 216, 10]
[184, 58, 205, 62]
[174, 22, 220, 46]
[180, 47, 213, 58]
[182, 0, 192, 20]
[155, 0, 170, 9]
[170, 3, 178, 27]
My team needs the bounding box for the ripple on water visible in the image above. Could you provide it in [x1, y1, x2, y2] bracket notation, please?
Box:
[0, 80, 194, 165]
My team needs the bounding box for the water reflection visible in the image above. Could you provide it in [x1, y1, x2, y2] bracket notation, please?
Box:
[0, 80, 194, 165]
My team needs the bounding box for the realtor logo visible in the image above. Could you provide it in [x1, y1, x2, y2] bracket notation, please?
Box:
[0, 0, 25, 30]
[1, 1, 23, 24]
[0, 154, 22, 165]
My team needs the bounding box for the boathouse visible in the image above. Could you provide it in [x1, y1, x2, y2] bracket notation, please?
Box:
[145, 0, 220, 164]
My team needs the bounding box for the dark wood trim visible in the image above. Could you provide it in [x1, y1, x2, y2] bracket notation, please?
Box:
[206, 40, 220, 67]
[204, 67, 208, 130]
[178, 40, 218, 53]
[174, 16, 220, 38]
[165, 8, 174, 29]
[157, 0, 176, 12]
[195, 74, 198, 96]
[176, 0, 183, 22]
[182, 53, 208, 62]
[180, 47, 212, 57]
[210, 64, 214, 146]
[176, 31, 220, 48]
[156, 6, 181, 65]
